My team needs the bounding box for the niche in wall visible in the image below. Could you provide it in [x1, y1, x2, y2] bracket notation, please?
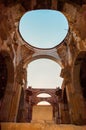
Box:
[80, 53, 86, 100]
[0, 53, 8, 100]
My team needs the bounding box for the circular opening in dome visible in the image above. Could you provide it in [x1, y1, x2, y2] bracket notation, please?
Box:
[19, 9, 69, 49]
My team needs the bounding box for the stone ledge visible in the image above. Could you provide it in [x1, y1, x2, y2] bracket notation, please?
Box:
[0, 123, 86, 130]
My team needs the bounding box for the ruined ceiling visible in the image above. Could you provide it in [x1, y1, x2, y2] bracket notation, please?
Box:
[1, 0, 86, 11]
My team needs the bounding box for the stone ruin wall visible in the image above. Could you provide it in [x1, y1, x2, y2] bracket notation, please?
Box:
[0, 0, 86, 124]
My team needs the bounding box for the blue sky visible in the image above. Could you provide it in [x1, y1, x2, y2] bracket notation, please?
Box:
[19, 9, 69, 49]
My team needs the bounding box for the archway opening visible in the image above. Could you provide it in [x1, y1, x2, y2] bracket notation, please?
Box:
[27, 58, 63, 89]
[72, 51, 86, 125]
[0, 51, 14, 121]
[0, 53, 8, 100]
[37, 93, 51, 98]
[37, 101, 51, 105]
[73, 51, 86, 103]
[79, 52, 86, 100]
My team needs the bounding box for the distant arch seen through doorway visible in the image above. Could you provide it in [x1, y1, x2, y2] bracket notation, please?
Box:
[37, 101, 51, 105]
[27, 58, 63, 89]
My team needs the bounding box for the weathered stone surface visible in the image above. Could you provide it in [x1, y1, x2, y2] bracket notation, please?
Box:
[0, 123, 86, 130]
[75, 5, 86, 40]
[32, 105, 53, 123]
[0, 0, 86, 126]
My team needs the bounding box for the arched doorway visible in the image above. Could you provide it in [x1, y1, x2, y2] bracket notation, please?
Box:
[80, 53, 86, 101]
[0, 53, 8, 104]
[27, 58, 63, 89]
[73, 51, 86, 124]
[0, 51, 14, 121]
[73, 51, 86, 101]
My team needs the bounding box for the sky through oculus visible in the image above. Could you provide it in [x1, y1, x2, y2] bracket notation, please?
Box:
[19, 9, 69, 49]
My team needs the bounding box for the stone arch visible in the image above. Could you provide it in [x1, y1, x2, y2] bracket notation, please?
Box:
[36, 92, 54, 106]
[72, 51, 86, 124]
[22, 54, 63, 89]
[23, 55, 62, 122]
[73, 51, 86, 95]
[35, 91, 53, 98]
[37, 93, 51, 97]
[27, 57, 61, 88]
[23, 54, 63, 68]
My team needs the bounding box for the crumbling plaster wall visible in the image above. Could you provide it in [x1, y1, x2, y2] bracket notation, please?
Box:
[58, 3, 86, 124]
[0, 3, 26, 121]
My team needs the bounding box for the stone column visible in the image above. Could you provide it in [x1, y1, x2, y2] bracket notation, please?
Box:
[25, 87, 33, 122]
[61, 66, 86, 124]
[8, 84, 22, 122]
[59, 102, 70, 124]
[23, 102, 29, 122]
[28, 96, 32, 122]
[0, 84, 14, 122]
[66, 84, 86, 125]
[55, 88, 62, 124]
